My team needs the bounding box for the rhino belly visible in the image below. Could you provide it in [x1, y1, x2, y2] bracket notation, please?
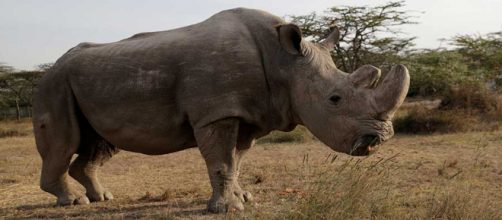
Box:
[71, 68, 196, 155]
[79, 101, 196, 155]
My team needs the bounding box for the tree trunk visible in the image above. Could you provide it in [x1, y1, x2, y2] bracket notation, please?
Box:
[15, 98, 20, 122]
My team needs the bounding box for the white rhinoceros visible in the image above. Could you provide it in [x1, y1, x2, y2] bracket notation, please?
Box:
[32, 8, 409, 212]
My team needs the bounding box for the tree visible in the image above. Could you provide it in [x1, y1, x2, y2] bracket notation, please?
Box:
[289, 1, 417, 72]
[0, 62, 45, 121]
[0, 71, 43, 121]
[0, 63, 14, 117]
[403, 31, 502, 97]
[451, 32, 502, 85]
[36, 62, 54, 72]
[403, 49, 470, 96]
[0, 63, 14, 75]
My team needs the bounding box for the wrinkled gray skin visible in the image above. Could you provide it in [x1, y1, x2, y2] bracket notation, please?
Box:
[32, 8, 409, 213]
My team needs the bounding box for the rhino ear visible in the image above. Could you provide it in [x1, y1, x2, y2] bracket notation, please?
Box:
[320, 26, 340, 50]
[277, 24, 304, 55]
[349, 65, 381, 89]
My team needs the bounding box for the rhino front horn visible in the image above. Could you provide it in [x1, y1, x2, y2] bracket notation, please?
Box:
[374, 64, 410, 119]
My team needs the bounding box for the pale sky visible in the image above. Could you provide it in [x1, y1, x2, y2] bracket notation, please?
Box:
[1, 0, 501, 70]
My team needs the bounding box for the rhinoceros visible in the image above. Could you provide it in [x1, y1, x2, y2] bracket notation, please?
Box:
[32, 7, 409, 212]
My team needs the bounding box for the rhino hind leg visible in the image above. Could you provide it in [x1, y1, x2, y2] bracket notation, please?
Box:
[232, 126, 256, 203]
[38, 156, 90, 206]
[69, 126, 119, 202]
[33, 85, 90, 206]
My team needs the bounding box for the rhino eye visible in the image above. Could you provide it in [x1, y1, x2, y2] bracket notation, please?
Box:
[329, 95, 342, 105]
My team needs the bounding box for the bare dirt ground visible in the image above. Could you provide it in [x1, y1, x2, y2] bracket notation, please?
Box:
[1, 119, 501, 219]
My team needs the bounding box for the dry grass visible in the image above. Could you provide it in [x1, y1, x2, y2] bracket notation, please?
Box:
[0, 118, 33, 138]
[1, 120, 501, 219]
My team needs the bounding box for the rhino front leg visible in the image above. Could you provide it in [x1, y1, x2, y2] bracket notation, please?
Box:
[195, 118, 247, 213]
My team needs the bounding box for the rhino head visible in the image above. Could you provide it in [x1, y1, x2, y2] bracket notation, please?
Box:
[277, 24, 410, 156]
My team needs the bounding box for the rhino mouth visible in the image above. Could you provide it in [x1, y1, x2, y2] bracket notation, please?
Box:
[350, 134, 381, 156]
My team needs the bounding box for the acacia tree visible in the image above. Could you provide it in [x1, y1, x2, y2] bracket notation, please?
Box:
[0, 63, 45, 121]
[36, 62, 54, 72]
[0, 63, 14, 74]
[0, 63, 14, 117]
[451, 32, 502, 84]
[289, 1, 417, 72]
[0, 72, 42, 120]
[403, 49, 470, 96]
[401, 32, 502, 97]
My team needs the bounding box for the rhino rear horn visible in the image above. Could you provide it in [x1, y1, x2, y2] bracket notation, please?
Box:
[320, 26, 340, 50]
[374, 65, 410, 119]
[349, 65, 381, 89]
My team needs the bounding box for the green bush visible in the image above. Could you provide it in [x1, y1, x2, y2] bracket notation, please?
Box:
[405, 50, 471, 97]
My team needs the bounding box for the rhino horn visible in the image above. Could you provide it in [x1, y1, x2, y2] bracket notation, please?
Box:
[374, 65, 410, 119]
[320, 26, 340, 50]
[349, 65, 381, 89]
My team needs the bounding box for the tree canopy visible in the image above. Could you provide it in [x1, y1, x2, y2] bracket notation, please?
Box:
[289, 1, 417, 72]
[289, 1, 501, 97]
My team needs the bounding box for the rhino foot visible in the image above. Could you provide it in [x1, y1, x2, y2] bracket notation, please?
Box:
[207, 193, 244, 213]
[236, 190, 253, 203]
[233, 182, 253, 203]
[87, 190, 114, 202]
[207, 187, 253, 213]
[56, 195, 90, 206]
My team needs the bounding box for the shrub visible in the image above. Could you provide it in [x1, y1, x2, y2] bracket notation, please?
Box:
[440, 83, 500, 113]
[488, 95, 502, 120]
[405, 50, 470, 97]
[393, 108, 475, 134]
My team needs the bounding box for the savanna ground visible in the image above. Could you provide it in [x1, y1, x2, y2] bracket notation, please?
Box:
[0, 118, 501, 219]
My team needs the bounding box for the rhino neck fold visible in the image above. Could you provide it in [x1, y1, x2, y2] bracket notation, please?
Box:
[251, 32, 301, 133]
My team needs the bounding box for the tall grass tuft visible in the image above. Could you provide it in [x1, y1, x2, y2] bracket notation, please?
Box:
[279, 153, 502, 220]
[287, 155, 398, 220]
[426, 184, 501, 220]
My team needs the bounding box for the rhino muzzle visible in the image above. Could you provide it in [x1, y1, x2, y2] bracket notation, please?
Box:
[350, 134, 382, 156]
[345, 64, 409, 156]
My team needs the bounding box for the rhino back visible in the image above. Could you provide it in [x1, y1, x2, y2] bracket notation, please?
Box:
[48, 8, 285, 154]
